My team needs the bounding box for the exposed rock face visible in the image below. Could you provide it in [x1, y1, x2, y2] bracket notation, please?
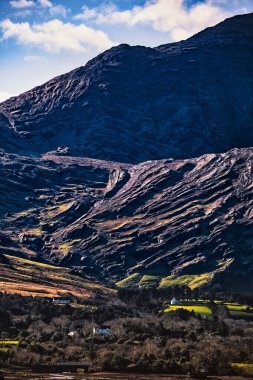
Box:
[0, 13, 253, 163]
[1, 148, 253, 292]
[0, 13, 253, 293]
[0, 152, 130, 217]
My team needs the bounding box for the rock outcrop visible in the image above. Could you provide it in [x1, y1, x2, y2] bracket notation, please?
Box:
[1, 148, 253, 292]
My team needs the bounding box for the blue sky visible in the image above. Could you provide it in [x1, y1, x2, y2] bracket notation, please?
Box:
[1, 0, 253, 101]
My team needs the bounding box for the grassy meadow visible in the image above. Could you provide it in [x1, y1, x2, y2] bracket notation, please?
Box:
[164, 300, 253, 319]
[165, 304, 212, 316]
[231, 362, 253, 376]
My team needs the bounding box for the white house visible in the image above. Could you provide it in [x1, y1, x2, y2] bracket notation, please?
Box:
[171, 297, 181, 305]
[52, 297, 72, 305]
[93, 326, 111, 336]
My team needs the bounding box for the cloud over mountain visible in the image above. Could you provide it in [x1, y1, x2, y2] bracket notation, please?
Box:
[0, 18, 115, 53]
[75, 0, 253, 40]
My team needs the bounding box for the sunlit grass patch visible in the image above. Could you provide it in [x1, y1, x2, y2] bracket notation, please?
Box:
[23, 228, 42, 236]
[0, 254, 112, 298]
[164, 304, 212, 316]
[117, 272, 212, 289]
[116, 273, 142, 287]
[5, 255, 61, 269]
[231, 363, 253, 375]
[58, 239, 81, 255]
[225, 303, 253, 310]
[12, 208, 37, 219]
[0, 340, 19, 345]
[160, 273, 211, 289]
[139, 275, 160, 287]
[225, 303, 253, 319]
[72, 303, 98, 310]
[187, 300, 252, 318]
[116, 273, 160, 288]
[41, 202, 74, 219]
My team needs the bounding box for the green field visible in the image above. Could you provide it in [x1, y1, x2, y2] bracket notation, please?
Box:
[231, 363, 253, 376]
[164, 304, 212, 316]
[164, 301, 253, 319]
[0, 340, 20, 352]
[0, 340, 19, 345]
[225, 303, 253, 319]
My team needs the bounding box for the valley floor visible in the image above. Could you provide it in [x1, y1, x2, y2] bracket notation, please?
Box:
[1, 289, 253, 378]
[0, 370, 249, 379]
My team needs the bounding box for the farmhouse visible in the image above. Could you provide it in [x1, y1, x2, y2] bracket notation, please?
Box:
[171, 297, 181, 305]
[93, 326, 111, 336]
[52, 297, 72, 305]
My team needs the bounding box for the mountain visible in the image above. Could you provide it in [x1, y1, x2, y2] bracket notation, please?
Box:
[0, 13, 253, 295]
[1, 148, 252, 292]
[0, 13, 253, 163]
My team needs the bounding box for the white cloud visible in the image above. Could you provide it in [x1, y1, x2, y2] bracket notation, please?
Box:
[39, 0, 52, 7]
[0, 91, 15, 102]
[10, 0, 68, 17]
[10, 0, 35, 9]
[0, 19, 116, 53]
[48, 5, 68, 17]
[24, 54, 41, 61]
[38, 0, 68, 17]
[75, 0, 252, 41]
[75, 6, 98, 21]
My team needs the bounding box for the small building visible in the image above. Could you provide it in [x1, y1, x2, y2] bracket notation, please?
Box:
[171, 297, 181, 305]
[53, 297, 72, 305]
[93, 326, 111, 336]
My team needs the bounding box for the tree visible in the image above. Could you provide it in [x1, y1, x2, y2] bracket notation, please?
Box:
[0, 309, 12, 331]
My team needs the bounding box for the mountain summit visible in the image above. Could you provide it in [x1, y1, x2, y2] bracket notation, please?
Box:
[1, 13, 253, 163]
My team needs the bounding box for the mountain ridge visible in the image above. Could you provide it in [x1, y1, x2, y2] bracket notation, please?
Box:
[1, 13, 253, 163]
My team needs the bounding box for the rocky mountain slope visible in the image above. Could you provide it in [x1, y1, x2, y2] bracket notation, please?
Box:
[0, 13, 253, 295]
[0, 13, 253, 163]
[0, 148, 252, 292]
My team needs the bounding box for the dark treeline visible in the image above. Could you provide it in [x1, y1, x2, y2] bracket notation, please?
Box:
[0, 289, 253, 377]
[117, 285, 253, 308]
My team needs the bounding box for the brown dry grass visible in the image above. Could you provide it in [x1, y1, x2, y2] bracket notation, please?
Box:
[0, 254, 113, 299]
